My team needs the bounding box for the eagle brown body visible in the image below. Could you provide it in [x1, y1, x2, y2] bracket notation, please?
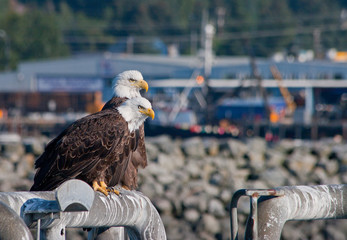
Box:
[102, 96, 148, 189]
[30, 107, 140, 191]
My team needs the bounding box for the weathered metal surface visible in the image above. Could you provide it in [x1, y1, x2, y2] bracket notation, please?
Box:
[250, 194, 258, 240]
[255, 184, 347, 240]
[0, 200, 33, 240]
[88, 227, 126, 240]
[0, 180, 166, 240]
[232, 184, 347, 240]
[40, 223, 65, 240]
[55, 179, 94, 212]
[230, 189, 284, 240]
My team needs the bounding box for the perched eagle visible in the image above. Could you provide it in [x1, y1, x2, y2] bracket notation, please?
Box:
[102, 70, 149, 190]
[30, 97, 155, 196]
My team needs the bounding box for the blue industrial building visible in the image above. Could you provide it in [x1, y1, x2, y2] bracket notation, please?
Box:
[0, 53, 346, 138]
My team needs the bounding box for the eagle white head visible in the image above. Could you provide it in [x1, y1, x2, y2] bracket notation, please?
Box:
[113, 70, 149, 98]
[117, 97, 155, 132]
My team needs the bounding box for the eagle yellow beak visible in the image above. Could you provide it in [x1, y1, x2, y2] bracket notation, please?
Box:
[134, 79, 149, 92]
[140, 108, 155, 120]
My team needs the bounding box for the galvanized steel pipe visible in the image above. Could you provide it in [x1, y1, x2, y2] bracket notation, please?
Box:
[0, 201, 33, 240]
[0, 180, 166, 240]
[248, 184, 347, 240]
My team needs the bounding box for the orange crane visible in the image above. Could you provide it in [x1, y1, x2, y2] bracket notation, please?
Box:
[270, 65, 296, 116]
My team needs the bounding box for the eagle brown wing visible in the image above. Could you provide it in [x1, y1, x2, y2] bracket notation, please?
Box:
[132, 124, 147, 168]
[30, 109, 135, 191]
[102, 96, 127, 111]
[102, 97, 148, 189]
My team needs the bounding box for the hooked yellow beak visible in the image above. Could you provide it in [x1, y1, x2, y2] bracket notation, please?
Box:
[140, 108, 155, 120]
[134, 79, 149, 92]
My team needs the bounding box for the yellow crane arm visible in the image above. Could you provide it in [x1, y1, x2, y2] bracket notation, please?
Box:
[270, 65, 296, 115]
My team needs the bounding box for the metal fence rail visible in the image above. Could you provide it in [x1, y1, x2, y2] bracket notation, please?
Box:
[0, 180, 166, 240]
[0, 200, 34, 240]
[230, 184, 347, 240]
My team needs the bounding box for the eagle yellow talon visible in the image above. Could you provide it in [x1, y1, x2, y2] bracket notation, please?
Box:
[122, 185, 130, 191]
[106, 187, 120, 195]
[93, 180, 109, 196]
[92, 181, 125, 196]
[112, 189, 120, 195]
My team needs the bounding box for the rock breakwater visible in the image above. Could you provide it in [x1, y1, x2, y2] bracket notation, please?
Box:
[0, 133, 346, 239]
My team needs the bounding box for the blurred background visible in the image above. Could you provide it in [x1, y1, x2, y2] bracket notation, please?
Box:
[1, 0, 347, 239]
[0, 0, 347, 139]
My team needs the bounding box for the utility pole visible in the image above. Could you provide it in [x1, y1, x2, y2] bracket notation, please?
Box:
[200, 10, 208, 50]
[313, 28, 323, 59]
[203, 23, 215, 124]
[190, 32, 198, 55]
[216, 7, 226, 36]
[169, 13, 215, 125]
[203, 24, 215, 78]
[126, 36, 134, 54]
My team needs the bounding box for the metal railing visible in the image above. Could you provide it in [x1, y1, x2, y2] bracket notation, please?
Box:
[0, 180, 166, 240]
[230, 184, 347, 240]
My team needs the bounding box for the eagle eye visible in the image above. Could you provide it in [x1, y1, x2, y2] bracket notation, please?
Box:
[129, 78, 136, 83]
[138, 105, 145, 110]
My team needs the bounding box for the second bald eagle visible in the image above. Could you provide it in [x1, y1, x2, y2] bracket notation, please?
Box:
[30, 97, 154, 195]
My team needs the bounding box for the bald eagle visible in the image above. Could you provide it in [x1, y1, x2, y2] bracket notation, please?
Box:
[30, 97, 155, 196]
[102, 70, 149, 190]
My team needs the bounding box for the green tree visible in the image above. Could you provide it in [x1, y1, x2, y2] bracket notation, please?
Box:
[0, 10, 68, 70]
[3, 0, 347, 62]
[215, 0, 295, 56]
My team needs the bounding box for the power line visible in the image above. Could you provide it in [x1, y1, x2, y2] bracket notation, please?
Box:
[62, 22, 347, 45]
[218, 23, 347, 41]
[59, 11, 343, 32]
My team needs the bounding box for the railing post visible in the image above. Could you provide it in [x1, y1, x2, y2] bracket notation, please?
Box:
[230, 189, 284, 240]
[249, 193, 258, 240]
[230, 189, 246, 240]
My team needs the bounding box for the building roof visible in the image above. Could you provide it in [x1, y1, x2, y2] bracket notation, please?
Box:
[1, 53, 347, 92]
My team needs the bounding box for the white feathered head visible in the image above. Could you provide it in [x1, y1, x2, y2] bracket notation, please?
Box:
[113, 70, 148, 98]
[117, 97, 155, 132]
